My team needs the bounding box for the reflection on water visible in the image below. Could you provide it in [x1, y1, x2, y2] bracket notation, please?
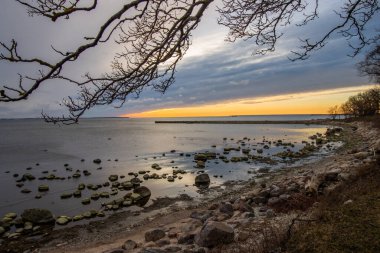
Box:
[0, 116, 331, 219]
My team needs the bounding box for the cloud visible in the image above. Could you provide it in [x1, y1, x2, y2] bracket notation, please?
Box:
[0, 0, 378, 118]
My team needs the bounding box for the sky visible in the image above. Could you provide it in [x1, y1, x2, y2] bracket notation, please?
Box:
[0, 0, 378, 119]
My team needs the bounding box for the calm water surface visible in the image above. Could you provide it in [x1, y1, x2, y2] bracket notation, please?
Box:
[0, 116, 331, 218]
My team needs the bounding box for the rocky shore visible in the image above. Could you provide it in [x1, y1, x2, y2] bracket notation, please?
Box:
[1, 120, 379, 253]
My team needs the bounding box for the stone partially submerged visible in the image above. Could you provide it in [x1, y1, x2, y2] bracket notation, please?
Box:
[132, 186, 151, 206]
[21, 209, 54, 225]
[195, 173, 210, 188]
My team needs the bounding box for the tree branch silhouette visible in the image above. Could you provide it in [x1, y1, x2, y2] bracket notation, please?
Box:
[0, 0, 379, 123]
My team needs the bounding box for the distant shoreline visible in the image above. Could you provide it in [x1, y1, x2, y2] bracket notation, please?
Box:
[155, 119, 332, 124]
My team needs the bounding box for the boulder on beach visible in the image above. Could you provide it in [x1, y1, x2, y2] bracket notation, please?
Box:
[195, 173, 210, 187]
[145, 228, 166, 242]
[195, 221, 234, 247]
[21, 208, 54, 224]
[122, 239, 137, 250]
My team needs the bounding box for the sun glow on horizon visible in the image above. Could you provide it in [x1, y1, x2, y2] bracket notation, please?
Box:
[121, 85, 377, 118]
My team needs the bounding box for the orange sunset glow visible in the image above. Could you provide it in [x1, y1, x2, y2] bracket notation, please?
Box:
[122, 85, 376, 118]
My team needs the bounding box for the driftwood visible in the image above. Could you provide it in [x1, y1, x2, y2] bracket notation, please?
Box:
[304, 174, 324, 196]
[305, 169, 341, 196]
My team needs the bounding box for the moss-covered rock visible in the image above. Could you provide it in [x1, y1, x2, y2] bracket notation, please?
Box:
[108, 175, 118, 182]
[56, 216, 70, 226]
[81, 198, 91, 205]
[38, 185, 49, 192]
[21, 209, 54, 224]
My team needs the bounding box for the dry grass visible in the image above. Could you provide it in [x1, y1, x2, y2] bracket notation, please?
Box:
[269, 193, 315, 213]
[214, 219, 289, 253]
[285, 162, 380, 253]
[343, 114, 380, 129]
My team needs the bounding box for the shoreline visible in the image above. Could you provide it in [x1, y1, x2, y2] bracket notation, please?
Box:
[155, 119, 332, 124]
[1, 119, 379, 253]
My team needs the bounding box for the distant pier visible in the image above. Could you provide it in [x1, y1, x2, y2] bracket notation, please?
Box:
[155, 119, 331, 125]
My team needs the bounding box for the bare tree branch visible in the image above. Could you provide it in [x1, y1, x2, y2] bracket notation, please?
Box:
[0, 0, 379, 124]
[217, 0, 379, 58]
[16, 0, 98, 21]
[358, 36, 380, 83]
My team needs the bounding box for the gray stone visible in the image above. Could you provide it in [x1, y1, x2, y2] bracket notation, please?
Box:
[139, 248, 165, 253]
[279, 194, 290, 201]
[190, 211, 213, 223]
[268, 197, 281, 205]
[162, 246, 182, 252]
[233, 199, 253, 212]
[251, 196, 267, 204]
[133, 186, 152, 198]
[196, 160, 205, 168]
[343, 199, 353, 205]
[194, 174, 210, 186]
[102, 249, 126, 253]
[38, 185, 49, 192]
[4, 213, 17, 220]
[122, 239, 137, 250]
[219, 203, 234, 216]
[21, 208, 54, 224]
[56, 216, 70, 226]
[195, 221, 234, 247]
[109, 175, 119, 182]
[93, 159, 102, 164]
[374, 139, 380, 154]
[177, 233, 196, 244]
[354, 152, 368, 160]
[145, 228, 166, 242]
[155, 239, 170, 247]
[324, 169, 341, 182]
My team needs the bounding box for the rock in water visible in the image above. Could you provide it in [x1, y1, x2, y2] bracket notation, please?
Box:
[56, 216, 70, 225]
[4, 212, 17, 220]
[195, 221, 234, 247]
[145, 228, 166, 242]
[133, 186, 151, 198]
[93, 158, 102, 164]
[0, 226, 5, 235]
[195, 173, 210, 186]
[21, 209, 54, 224]
[108, 175, 119, 182]
[38, 185, 49, 192]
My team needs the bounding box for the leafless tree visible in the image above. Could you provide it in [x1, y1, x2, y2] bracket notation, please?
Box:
[358, 37, 380, 83]
[328, 105, 340, 120]
[0, 0, 379, 124]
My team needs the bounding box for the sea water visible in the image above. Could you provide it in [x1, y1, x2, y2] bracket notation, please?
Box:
[0, 115, 331, 218]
